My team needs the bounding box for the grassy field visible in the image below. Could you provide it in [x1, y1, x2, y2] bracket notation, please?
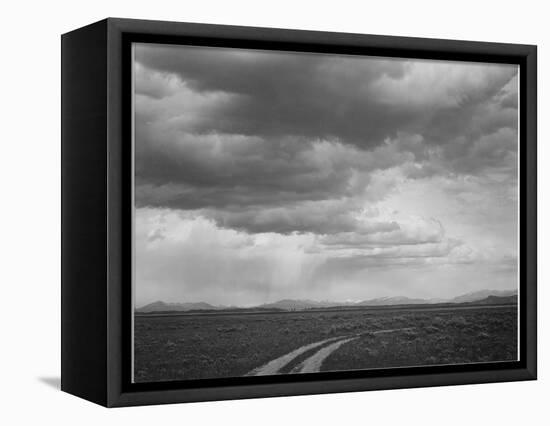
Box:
[134, 305, 517, 383]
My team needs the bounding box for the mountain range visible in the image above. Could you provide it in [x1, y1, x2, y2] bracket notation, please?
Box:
[137, 301, 221, 313]
[136, 289, 518, 313]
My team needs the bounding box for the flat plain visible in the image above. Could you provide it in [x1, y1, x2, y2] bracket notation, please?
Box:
[134, 304, 517, 383]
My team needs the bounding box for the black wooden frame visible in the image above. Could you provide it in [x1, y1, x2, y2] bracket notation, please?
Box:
[61, 17, 537, 407]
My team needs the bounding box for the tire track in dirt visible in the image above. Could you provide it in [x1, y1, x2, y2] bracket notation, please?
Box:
[246, 335, 348, 376]
[293, 327, 415, 374]
[291, 337, 360, 373]
[247, 327, 416, 376]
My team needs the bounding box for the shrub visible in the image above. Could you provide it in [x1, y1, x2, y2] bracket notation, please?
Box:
[449, 316, 468, 327]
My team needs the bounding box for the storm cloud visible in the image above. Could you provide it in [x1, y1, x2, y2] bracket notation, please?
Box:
[133, 43, 519, 307]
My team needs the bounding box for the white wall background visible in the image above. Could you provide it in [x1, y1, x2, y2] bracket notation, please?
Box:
[0, 0, 546, 423]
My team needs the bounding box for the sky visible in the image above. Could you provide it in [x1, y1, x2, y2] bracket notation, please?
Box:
[133, 43, 519, 308]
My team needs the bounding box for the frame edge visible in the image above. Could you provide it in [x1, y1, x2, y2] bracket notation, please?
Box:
[61, 18, 110, 407]
[100, 17, 537, 407]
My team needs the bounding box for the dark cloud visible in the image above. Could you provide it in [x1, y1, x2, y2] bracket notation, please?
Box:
[134, 43, 518, 237]
[134, 130, 412, 211]
[136, 44, 419, 147]
[136, 44, 516, 152]
[206, 200, 401, 235]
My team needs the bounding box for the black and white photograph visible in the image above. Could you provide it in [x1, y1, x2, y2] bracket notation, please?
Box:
[1, 0, 545, 418]
[132, 43, 519, 383]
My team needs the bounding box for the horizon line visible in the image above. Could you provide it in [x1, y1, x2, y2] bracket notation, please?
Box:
[136, 287, 518, 310]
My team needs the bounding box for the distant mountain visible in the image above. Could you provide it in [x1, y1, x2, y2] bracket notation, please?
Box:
[357, 296, 432, 306]
[137, 301, 223, 313]
[449, 289, 517, 304]
[137, 289, 518, 313]
[469, 295, 518, 305]
[258, 299, 349, 310]
[260, 290, 518, 310]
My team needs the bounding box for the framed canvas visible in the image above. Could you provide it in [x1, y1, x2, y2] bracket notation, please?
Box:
[61, 18, 537, 407]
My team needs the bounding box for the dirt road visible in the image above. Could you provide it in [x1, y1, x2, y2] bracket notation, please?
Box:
[248, 327, 414, 376]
